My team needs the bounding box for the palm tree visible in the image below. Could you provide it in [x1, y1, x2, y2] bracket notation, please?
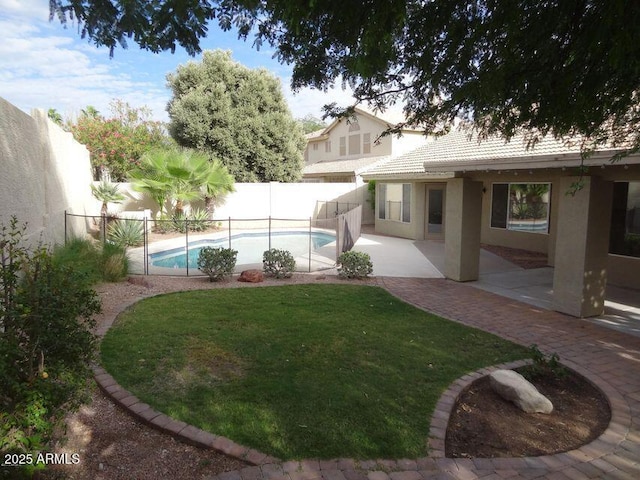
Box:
[129, 148, 234, 219]
[91, 181, 126, 216]
[47, 108, 63, 126]
[129, 149, 175, 219]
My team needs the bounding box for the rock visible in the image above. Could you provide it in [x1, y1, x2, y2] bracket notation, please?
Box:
[238, 269, 264, 283]
[489, 369, 553, 414]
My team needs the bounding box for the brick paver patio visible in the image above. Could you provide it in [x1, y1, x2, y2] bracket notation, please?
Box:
[94, 276, 640, 480]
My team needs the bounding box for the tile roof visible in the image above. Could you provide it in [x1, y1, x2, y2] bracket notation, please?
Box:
[303, 156, 390, 176]
[363, 129, 633, 178]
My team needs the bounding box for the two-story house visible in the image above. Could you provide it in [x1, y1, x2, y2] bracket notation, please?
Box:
[302, 107, 429, 184]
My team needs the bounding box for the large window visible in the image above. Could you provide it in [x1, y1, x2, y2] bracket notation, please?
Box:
[610, 181, 640, 258]
[378, 183, 411, 223]
[491, 183, 551, 233]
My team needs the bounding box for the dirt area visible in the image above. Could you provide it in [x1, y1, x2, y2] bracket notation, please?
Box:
[445, 366, 611, 458]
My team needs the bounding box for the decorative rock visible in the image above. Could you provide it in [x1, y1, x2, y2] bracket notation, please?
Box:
[489, 369, 553, 414]
[238, 269, 264, 283]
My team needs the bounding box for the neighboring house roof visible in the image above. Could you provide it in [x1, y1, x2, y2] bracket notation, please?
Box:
[303, 155, 390, 177]
[363, 129, 639, 179]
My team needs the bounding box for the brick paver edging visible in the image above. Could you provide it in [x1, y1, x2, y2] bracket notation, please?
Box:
[92, 364, 278, 466]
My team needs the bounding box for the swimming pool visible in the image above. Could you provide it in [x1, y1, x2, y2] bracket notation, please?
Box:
[149, 230, 336, 269]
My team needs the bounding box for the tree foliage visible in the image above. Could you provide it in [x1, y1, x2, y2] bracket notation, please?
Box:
[167, 50, 305, 182]
[297, 114, 327, 134]
[129, 147, 234, 219]
[69, 100, 172, 181]
[51, 1, 640, 155]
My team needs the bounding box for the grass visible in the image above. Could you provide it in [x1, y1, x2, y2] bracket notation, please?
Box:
[100, 284, 529, 460]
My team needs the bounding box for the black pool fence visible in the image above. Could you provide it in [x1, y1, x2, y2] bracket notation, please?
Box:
[64, 205, 362, 276]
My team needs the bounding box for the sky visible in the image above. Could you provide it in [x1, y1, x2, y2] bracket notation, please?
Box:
[0, 0, 365, 124]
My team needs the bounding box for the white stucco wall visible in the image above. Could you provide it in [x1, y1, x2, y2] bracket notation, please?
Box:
[106, 181, 371, 222]
[0, 98, 94, 246]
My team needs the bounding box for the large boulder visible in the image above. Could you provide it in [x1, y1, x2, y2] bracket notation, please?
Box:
[489, 369, 553, 414]
[238, 269, 264, 283]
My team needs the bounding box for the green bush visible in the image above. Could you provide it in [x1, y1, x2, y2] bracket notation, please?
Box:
[526, 344, 566, 379]
[171, 208, 211, 233]
[53, 237, 129, 284]
[0, 217, 100, 477]
[337, 251, 373, 279]
[108, 218, 145, 247]
[197, 246, 238, 281]
[263, 248, 296, 278]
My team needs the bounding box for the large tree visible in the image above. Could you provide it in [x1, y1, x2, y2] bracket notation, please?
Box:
[69, 100, 172, 181]
[50, 1, 640, 154]
[166, 50, 305, 182]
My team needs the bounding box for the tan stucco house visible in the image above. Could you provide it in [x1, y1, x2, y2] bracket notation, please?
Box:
[362, 129, 640, 318]
[302, 107, 430, 184]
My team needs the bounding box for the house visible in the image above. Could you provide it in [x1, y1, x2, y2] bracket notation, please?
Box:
[302, 107, 430, 184]
[361, 129, 640, 318]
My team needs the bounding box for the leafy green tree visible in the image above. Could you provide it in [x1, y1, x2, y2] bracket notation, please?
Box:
[50, 1, 640, 155]
[167, 50, 306, 182]
[70, 100, 172, 181]
[297, 114, 327, 134]
[130, 147, 234, 219]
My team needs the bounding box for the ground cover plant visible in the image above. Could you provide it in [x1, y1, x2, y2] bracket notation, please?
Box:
[100, 284, 529, 460]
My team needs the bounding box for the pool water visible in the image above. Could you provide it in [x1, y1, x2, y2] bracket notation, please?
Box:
[150, 231, 336, 269]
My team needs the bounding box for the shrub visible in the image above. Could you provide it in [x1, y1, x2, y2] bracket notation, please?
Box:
[197, 247, 238, 281]
[108, 218, 145, 247]
[263, 248, 296, 278]
[171, 208, 211, 233]
[0, 217, 100, 477]
[53, 238, 129, 283]
[337, 251, 373, 279]
[526, 344, 566, 379]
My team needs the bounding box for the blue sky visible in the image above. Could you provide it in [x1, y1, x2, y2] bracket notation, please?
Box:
[0, 0, 364, 123]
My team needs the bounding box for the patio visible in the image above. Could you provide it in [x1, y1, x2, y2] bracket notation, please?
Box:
[351, 232, 640, 338]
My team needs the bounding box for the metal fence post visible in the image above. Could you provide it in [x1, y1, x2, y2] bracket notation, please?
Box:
[185, 218, 189, 276]
[143, 217, 148, 275]
[308, 217, 312, 272]
[101, 213, 106, 244]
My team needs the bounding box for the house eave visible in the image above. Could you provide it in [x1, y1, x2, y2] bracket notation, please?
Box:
[422, 150, 640, 172]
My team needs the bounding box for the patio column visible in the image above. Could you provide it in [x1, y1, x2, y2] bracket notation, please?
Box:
[444, 178, 483, 281]
[552, 176, 613, 317]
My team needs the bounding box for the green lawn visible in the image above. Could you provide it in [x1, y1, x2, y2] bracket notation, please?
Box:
[100, 284, 529, 460]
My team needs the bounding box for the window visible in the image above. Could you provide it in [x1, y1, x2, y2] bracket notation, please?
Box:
[348, 134, 361, 155]
[339, 136, 346, 156]
[378, 183, 411, 223]
[491, 183, 551, 233]
[312, 143, 318, 151]
[363, 133, 371, 154]
[610, 181, 640, 258]
[325, 140, 331, 153]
